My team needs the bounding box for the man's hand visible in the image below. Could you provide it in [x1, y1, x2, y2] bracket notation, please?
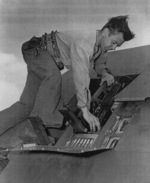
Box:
[81, 106, 101, 132]
[100, 70, 114, 86]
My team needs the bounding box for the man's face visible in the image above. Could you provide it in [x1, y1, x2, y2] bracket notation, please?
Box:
[100, 29, 125, 53]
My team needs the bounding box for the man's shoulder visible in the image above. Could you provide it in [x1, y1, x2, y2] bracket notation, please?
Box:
[57, 29, 96, 50]
[59, 29, 96, 39]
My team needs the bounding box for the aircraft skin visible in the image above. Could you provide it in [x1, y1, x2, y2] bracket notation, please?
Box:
[1, 45, 150, 183]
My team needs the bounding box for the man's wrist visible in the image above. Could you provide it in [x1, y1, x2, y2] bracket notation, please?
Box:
[80, 106, 89, 114]
[102, 68, 111, 77]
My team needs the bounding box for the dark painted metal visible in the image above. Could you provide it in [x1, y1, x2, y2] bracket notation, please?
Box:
[1, 45, 150, 183]
[115, 64, 150, 101]
[29, 117, 51, 145]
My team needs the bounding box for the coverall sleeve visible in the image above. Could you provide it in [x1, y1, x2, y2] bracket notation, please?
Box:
[94, 52, 109, 76]
[70, 40, 91, 108]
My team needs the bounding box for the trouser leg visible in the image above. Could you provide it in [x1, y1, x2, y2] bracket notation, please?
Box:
[0, 38, 43, 135]
[20, 68, 41, 112]
[21, 37, 75, 128]
[0, 102, 28, 135]
[0, 37, 76, 135]
[30, 67, 62, 127]
[0, 67, 41, 135]
[22, 41, 63, 127]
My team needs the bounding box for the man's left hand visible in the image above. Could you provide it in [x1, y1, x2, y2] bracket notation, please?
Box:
[100, 71, 114, 86]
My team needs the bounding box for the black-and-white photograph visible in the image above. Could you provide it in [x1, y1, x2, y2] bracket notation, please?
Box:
[0, 0, 150, 182]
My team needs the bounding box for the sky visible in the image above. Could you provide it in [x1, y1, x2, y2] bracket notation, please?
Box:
[0, 0, 150, 110]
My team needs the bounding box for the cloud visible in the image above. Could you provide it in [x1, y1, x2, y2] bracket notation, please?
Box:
[0, 81, 21, 110]
[0, 52, 26, 110]
[0, 0, 150, 111]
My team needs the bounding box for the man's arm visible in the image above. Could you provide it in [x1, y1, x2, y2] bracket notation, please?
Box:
[70, 40, 100, 132]
[94, 52, 114, 86]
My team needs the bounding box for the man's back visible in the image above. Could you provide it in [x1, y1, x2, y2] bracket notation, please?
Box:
[56, 29, 96, 67]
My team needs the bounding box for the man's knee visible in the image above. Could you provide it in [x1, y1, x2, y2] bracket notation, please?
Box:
[22, 36, 41, 52]
[21, 40, 31, 55]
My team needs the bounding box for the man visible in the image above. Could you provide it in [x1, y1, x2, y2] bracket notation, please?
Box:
[0, 15, 134, 136]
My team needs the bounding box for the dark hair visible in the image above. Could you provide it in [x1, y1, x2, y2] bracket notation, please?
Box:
[102, 15, 135, 41]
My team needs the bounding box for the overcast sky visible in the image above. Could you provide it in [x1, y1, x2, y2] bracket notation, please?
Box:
[0, 0, 150, 110]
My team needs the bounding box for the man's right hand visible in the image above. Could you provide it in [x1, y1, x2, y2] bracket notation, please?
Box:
[81, 106, 101, 132]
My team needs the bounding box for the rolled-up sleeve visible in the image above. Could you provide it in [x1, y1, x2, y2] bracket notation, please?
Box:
[94, 52, 108, 76]
[70, 40, 92, 108]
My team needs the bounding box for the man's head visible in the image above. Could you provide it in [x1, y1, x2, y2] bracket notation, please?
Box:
[99, 15, 135, 52]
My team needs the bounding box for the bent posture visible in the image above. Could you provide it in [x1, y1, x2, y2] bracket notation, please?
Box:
[0, 15, 135, 135]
